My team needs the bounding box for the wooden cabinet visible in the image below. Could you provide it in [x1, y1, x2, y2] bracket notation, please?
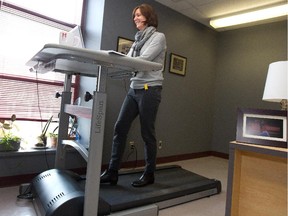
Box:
[225, 141, 287, 216]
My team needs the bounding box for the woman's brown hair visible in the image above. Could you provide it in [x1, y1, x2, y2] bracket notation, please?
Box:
[132, 4, 158, 28]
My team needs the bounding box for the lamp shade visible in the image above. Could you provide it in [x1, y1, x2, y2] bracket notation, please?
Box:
[262, 61, 288, 102]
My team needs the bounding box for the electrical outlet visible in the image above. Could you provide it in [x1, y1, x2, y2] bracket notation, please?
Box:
[129, 141, 135, 150]
[158, 140, 163, 150]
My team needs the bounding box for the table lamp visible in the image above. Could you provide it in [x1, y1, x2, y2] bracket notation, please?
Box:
[262, 61, 288, 110]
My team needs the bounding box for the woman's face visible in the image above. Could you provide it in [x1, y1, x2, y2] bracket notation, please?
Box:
[133, 8, 147, 31]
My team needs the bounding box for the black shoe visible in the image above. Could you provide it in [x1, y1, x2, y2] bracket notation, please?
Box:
[100, 169, 118, 185]
[131, 173, 154, 187]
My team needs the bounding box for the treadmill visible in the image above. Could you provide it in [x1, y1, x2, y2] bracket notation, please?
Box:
[31, 166, 221, 216]
[26, 44, 221, 216]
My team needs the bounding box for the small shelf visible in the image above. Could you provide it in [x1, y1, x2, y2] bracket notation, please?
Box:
[64, 104, 92, 119]
[62, 140, 88, 162]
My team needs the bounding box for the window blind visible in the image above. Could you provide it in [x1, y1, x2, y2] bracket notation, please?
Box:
[0, 2, 82, 121]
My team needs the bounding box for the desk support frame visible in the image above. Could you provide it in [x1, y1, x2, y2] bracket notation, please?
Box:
[56, 67, 108, 215]
[55, 74, 72, 169]
[55, 67, 108, 215]
[83, 66, 107, 216]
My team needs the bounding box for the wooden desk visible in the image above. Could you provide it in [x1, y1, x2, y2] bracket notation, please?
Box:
[225, 141, 287, 216]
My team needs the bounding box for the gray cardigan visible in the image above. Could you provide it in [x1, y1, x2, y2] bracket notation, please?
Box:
[127, 31, 167, 89]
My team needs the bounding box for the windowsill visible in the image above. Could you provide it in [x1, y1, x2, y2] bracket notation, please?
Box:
[0, 146, 78, 157]
[0, 147, 56, 157]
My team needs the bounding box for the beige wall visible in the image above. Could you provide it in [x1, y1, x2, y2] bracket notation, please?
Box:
[212, 21, 287, 153]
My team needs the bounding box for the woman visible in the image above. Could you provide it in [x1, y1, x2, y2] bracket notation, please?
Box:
[101, 4, 166, 187]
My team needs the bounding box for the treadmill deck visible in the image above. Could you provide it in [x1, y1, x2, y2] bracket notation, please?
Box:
[99, 165, 221, 214]
[32, 166, 221, 216]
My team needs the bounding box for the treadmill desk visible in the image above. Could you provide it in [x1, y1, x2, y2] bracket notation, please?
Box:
[26, 43, 162, 216]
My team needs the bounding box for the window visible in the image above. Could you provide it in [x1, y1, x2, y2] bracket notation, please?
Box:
[4, 0, 84, 25]
[0, 0, 84, 149]
[0, 0, 84, 120]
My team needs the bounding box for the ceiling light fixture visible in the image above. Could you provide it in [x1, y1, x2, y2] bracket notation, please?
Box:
[210, 4, 288, 29]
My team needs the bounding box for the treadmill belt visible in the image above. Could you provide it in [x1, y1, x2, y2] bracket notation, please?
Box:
[99, 165, 221, 213]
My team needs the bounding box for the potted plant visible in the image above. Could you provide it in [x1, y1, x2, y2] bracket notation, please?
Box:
[35, 116, 53, 147]
[0, 114, 21, 151]
[48, 132, 58, 148]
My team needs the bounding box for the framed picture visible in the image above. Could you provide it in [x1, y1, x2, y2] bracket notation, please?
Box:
[169, 53, 187, 76]
[117, 37, 134, 55]
[236, 108, 287, 148]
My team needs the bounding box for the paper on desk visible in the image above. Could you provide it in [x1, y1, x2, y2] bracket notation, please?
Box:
[107, 50, 127, 57]
[59, 26, 85, 48]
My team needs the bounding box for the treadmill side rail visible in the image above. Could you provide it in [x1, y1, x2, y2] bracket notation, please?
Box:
[109, 204, 158, 216]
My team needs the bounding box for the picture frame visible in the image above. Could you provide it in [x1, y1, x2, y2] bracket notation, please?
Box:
[236, 108, 287, 148]
[169, 53, 187, 76]
[117, 37, 134, 55]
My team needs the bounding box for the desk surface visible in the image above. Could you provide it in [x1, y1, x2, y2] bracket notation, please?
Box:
[230, 141, 288, 153]
[26, 43, 163, 76]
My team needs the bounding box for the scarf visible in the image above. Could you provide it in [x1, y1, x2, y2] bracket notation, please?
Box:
[131, 26, 156, 57]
